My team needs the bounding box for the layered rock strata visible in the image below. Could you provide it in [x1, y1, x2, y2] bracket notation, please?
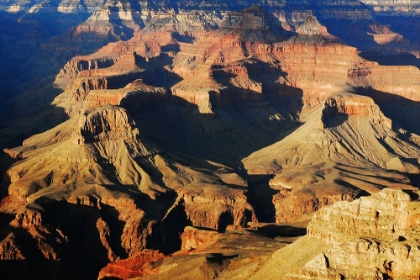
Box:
[287, 189, 420, 279]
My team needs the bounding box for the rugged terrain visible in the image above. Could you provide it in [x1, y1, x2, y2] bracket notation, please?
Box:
[0, 0, 419, 279]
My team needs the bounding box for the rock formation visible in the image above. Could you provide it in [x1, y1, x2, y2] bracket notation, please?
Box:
[252, 189, 420, 279]
[98, 250, 164, 279]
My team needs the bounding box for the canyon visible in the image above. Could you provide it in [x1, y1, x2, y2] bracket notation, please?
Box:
[0, 0, 419, 279]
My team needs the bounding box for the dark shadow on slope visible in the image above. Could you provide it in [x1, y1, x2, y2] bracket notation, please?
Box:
[0, 10, 112, 95]
[100, 182, 177, 220]
[247, 175, 279, 223]
[32, 195, 181, 275]
[322, 114, 349, 128]
[127, 62, 303, 181]
[403, 189, 420, 201]
[0, 104, 69, 157]
[315, 3, 419, 58]
[336, 164, 419, 187]
[134, 53, 183, 88]
[0, 212, 15, 241]
[141, 64, 183, 88]
[0, 154, 15, 200]
[108, 6, 135, 40]
[407, 174, 420, 189]
[120, 88, 170, 112]
[160, 43, 181, 53]
[334, 178, 375, 196]
[205, 253, 238, 263]
[360, 52, 420, 69]
[247, 224, 306, 238]
[312, 0, 377, 50]
[0, 228, 61, 280]
[39, 199, 110, 280]
[218, 211, 235, 232]
[212, 59, 304, 119]
[377, 137, 420, 168]
[173, 33, 195, 44]
[316, 19, 378, 50]
[100, 204, 129, 259]
[354, 87, 420, 135]
[0, 260, 47, 280]
[147, 200, 191, 255]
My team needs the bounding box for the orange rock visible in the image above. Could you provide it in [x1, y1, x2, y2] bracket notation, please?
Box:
[98, 250, 165, 280]
[180, 226, 219, 251]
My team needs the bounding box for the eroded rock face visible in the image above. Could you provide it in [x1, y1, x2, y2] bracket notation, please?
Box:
[180, 187, 255, 231]
[321, 93, 391, 127]
[295, 15, 328, 36]
[74, 106, 139, 144]
[180, 226, 219, 250]
[308, 189, 416, 243]
[283, 189, 420, 279]
[57, 57, 115, 83]
[273, 189, 356, 223]
[98, 250, 164, 279]
[0, 233, 25, 260]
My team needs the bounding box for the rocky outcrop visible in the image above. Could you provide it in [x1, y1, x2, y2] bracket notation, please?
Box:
[281, 189, 420, 279]
[180, 226, 219, 251]
[179, 186, 255, 231]
[360, 0, 420, 16]
[321, 93, 392, 126]
[295, 15, 328, 36]
[308, 189, 419, 243]
[73, 106, 139, 144]
[56, 57, 115, 84]
[98, 250, 164, 280]
[273, 189, 356, 223]
[0, 233, 25, 260]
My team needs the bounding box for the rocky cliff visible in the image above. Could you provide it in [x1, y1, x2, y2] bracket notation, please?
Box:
[278, 189, 420, 279]
[360, 0, 420, 16]
[248, 189, 420, 279]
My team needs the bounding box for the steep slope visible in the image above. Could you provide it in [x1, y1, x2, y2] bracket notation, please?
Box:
[244, 92, 420, 222]
[1, 104, 255, 278]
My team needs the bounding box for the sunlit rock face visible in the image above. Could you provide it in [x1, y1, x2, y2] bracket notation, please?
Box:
[360, 0, 420, 15]
[248, 189, 420, 280]
[286, 189, 420, 279]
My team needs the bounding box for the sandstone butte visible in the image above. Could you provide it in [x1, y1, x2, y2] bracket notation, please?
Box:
[0, 2, 419, 280]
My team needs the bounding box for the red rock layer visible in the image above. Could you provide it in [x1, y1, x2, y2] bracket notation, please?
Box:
[98, 250, 164, 280]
